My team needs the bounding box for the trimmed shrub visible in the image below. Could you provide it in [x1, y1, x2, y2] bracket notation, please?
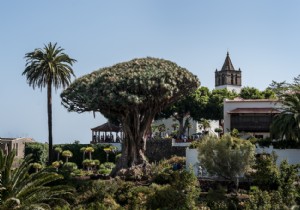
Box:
[25, 142, 48, 165]
[54, 144, 118, 168]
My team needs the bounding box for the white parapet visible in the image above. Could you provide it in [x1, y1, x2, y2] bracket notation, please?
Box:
[185, 148, 199, 176]
[186, 145, 300, 177]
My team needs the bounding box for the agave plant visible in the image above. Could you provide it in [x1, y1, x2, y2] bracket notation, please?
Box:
[0, 150, 74, 209]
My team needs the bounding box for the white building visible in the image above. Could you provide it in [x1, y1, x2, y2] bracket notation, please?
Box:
[153, 117, 219, 138]
[223, 98, 282, 139]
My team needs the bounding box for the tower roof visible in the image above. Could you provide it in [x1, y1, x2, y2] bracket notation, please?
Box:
[221, 52, 235, 71]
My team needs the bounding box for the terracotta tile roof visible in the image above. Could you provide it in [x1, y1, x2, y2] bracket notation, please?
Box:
[228, 108, 281, 114]
[91, 122, 121, 132]
[225, 98, 279, 102]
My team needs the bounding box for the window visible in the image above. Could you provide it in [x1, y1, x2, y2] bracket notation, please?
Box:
[231, 114, 274, 132]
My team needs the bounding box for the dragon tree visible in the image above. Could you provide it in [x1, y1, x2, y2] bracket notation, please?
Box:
[61, 57, 199, 175]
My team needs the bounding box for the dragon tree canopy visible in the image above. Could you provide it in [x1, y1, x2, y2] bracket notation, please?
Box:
[61, 57, 200, 172]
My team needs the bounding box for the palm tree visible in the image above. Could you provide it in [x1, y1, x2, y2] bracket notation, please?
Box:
[0, 150, 74, 209]
[271, 92, 300, 141]
[22, 42, 76, 164]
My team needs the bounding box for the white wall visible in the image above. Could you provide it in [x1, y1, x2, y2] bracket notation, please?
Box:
[186, 146, 300, 177]
[215, 85, 241, 94]
[256, 145, 300, 166]
[153, 117, 199, 137]
[185, 148, 199, 176]
[153, 118, 220, 138]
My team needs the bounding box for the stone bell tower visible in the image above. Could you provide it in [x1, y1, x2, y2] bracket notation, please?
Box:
[215, 52, 242, 93]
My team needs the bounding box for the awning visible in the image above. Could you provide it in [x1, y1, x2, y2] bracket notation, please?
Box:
[228, 108, 280, 114]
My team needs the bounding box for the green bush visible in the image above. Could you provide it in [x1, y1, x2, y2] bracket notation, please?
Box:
[244, 189, 289, 210]
[198, 134, 255, 190]
[120, 185, 153, 209]
[206, 185, 227, 204]
[60, 162, 78, 180]
[97, 162, 115, 175]
[103, 162, 115, 169]
[206, 200, 229, 210]
[25, 142, 48, 165]
[278, 160, 300, 206]
[98, 168, 111, 175]
[251, 152, 281, 191]
[151, 156, 186, 185]
[73, 179, 120, 210]
[114, 180, 136, 206]
[147, 184, 181, 209]
[147, 170, 200, 210]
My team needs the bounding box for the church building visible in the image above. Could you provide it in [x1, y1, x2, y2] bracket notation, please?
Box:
[215, 52, 242, 93]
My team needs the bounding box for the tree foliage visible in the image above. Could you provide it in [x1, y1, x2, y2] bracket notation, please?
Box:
[269, 74, 300, 97]
[61, 57, 199, 173]
[156, 86, 210, 136]
[250, 152, 300, 207]
[240, 87, 276, 99]
[270, 75, 300, 141]
[22, 42, 76, 164]
[205, 88, 238, 120]
[25, 142, 48, 166]
[198, 134, 255, 185]
[251, 152, 280, 191]
[271, 92, 300, 141]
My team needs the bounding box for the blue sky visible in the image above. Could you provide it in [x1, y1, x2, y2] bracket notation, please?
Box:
[1, 1, 299, 144]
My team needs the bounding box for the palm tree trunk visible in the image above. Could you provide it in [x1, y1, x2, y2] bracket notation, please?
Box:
[47, 82, 53, 164]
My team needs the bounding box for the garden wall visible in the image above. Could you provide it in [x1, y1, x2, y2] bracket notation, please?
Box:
[256, 145, 300, 166]
[186, 146, 300, 177]
[145, 139, 186, 162]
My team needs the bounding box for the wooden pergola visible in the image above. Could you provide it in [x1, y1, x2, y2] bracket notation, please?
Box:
[90, 122, 123, 144]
